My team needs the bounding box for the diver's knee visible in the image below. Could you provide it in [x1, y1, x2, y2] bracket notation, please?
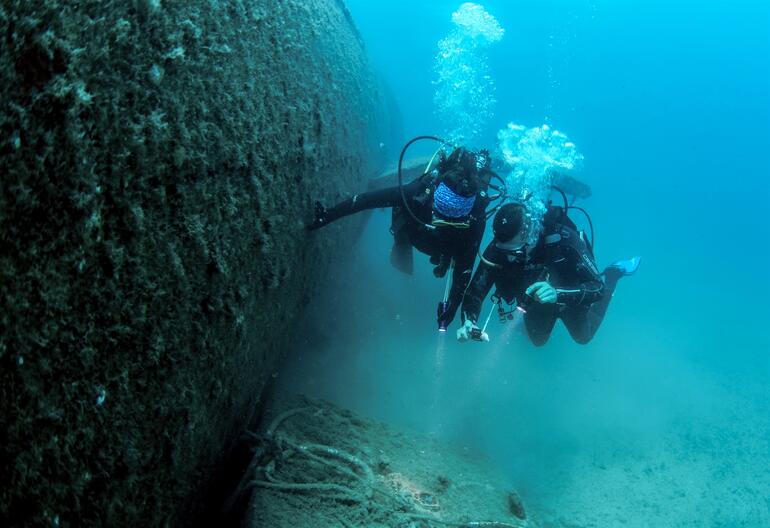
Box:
[570, 329, 597, 345]
[573, 335, 593, 345]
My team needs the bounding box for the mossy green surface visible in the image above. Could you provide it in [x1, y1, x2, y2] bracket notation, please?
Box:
[0, 1, 390, 525]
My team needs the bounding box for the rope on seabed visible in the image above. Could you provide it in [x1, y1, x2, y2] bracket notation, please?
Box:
[265, 406, 312, 437]
[241, 405, 527, 528]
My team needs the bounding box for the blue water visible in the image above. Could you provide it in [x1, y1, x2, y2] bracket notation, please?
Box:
[279, 1, 770, 525]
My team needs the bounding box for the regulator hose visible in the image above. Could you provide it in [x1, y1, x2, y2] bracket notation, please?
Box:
[397, 135, 453, 230]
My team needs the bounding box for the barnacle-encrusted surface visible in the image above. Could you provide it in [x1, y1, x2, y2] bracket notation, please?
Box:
[0, 1, 392, 525]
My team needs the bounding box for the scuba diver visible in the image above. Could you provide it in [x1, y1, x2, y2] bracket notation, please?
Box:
[308, 142, 502, 330]
[457, 199, 640, 345]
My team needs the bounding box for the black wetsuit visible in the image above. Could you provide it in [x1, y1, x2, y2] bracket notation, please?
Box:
[462, 208, 619, 346]
[312, 173, 489, 325]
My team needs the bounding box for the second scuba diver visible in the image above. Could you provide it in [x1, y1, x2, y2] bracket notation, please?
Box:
[458, 201, 640, 345]
[308, 146, 497, 330]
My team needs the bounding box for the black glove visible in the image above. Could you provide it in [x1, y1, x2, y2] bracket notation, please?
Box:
[432, 255, 451, 278]
[307, 201, 328, 231]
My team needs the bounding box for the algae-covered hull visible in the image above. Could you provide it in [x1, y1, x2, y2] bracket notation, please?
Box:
[0, 1, 394, 525]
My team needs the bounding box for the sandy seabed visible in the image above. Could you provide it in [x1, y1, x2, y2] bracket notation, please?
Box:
[238, 375, 770, 528]
[527, 377, 770, 528]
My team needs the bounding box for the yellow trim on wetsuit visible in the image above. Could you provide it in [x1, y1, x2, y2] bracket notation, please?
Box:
[431, 216, 471, 229]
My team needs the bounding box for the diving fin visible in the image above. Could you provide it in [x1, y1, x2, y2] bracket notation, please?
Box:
[605, 256, 641, 277]
[390, 239, 413, 275]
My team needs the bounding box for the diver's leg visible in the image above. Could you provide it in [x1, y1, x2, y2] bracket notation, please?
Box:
[523, 305, 559, 347]
[561, 268, 622, 344]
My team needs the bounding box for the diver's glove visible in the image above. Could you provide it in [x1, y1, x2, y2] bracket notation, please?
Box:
[525, 281, 557, 304]
[457, 320, 489, 343]
[307, 201, 329, 231]
[432, 255, 451, 278]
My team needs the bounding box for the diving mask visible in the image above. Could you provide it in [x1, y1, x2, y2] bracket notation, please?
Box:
[496, 238, 528, 262]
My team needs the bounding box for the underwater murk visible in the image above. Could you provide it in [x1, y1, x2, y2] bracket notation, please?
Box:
[0, 1, 767, 527]
[271, 1, 770, 527]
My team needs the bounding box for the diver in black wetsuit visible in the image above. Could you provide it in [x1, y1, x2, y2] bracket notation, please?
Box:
[458, 202, 640, 346]
[308, 147, 496, 329]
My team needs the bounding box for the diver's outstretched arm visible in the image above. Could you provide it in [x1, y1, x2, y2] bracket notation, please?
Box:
[307, 179, 423, 230]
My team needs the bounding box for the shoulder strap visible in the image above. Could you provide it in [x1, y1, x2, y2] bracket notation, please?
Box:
[543, 205, 578, 236]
